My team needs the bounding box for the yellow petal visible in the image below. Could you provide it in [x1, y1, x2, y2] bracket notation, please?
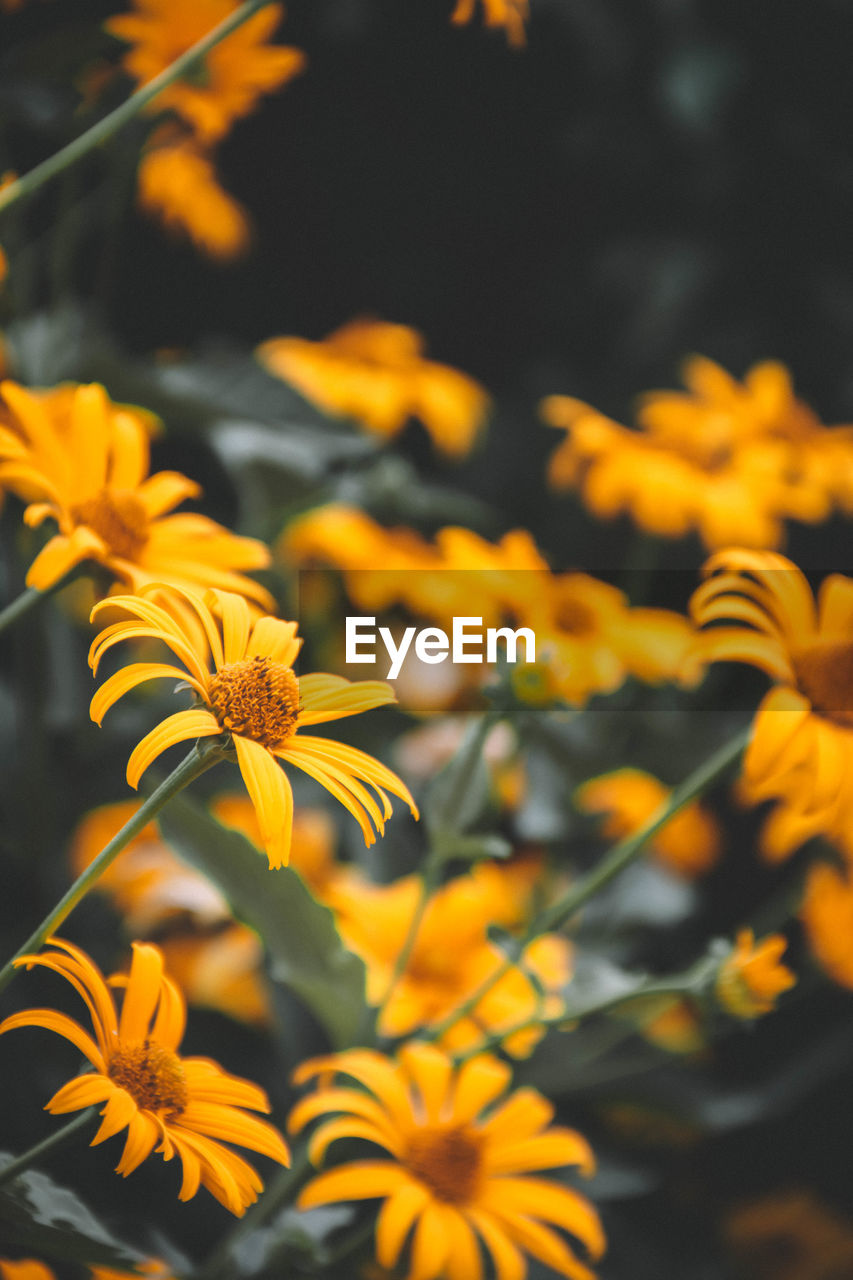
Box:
[126, 708, 221, 788]
[234, 735, 293, 869]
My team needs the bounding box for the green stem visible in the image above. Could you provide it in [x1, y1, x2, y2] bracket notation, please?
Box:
[0, 742, 222, 996]
[451, 962, 718, 1063]
[0, 568, 80, 638]
[0, 1109, 94, 1189]
[0, 0, 275, 218]
[378, 860, 440, 1026]
[425, 726, 750, 1043]
[197, 1145, 312, 1280]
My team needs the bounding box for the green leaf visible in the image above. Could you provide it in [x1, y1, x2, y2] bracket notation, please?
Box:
[158, 795, 369, 1048]
[0, 1157, 143, 1268]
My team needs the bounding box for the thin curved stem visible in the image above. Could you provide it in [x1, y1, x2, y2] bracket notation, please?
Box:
[0, 742, 222, 995]
[0, 0, 275, 217]
[425, 726, 750, 1044]
[0, 1109, 94, 1189]
[0, 567, 81, 638]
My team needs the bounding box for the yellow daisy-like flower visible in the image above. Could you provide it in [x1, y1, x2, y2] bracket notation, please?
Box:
[89, 584, 418, 868]
[0, 1262, 173, 1280]
[715, 929, 795, 1019]
[0, 380, 272, 606]
[106, 0, 305, 144]
[258, 318, 491, 458]
[691, 548, 853, 851]
[137, 134, 251, 261]
[574, 767, 720, 878]
[543, 357, 853, 550]
[0, 939, 289, 1215]
[290, 1042, 604, 1280]
[332, 866, 571, 1057]
[450, 0, 529, 47]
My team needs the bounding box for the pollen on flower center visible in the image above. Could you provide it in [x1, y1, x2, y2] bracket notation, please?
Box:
[208, 655, 300, 747]
[405, 1124, 484, 1203]
[792, 640, 853, 727]
[73, 489, 149, 561]
[108, 1040, 188, 1116]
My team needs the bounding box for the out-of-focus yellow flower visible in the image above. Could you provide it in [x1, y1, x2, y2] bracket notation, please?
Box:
[692, 549, 853, 853]
[157, 926, 271, 1026]
[258, 318, 490, 458]
[0, 1264, 55, 1280]
[106, 0, 305, 144]
[715, 928, 795, 1018]
[574, 768, 721, 878]
[0, 380, 273, 606]
[290, 1042, 604, 1280]
[90, 585, 417, 869]
[725, 1190, 853, 1280]
[543, 358, 853, 550]
[451, 0, 529, 46]
[138, 134, 251, 261]
[623, 996, 706, 1055]
[521, 572, 700, 706]
[284, 505, 698, 706]
[333, 865, 570, 1057]
[800, 861, 853, 990]
[0, 939, 289, 1215]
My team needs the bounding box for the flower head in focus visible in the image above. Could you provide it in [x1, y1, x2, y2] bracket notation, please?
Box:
[290, 1042, 604, 1280]
[451, 0, 529, 47]
[0, 939, 289, 1214]
[106, 0, 305, 144]
[89, 584, 418, 868]
[715, 929, 795, 1019]
[258, 318, 490, 458]
[691, 549, 853, 852]
[0, 381, 272, 606]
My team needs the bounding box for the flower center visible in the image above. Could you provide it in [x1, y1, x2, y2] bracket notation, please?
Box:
[208, 655, 300, 747]
[554, 597, 596, 636]
[405, 1125, 484, 1203]
[72, 489, 149, 561]
[108, 1041, 188, 1117]
[792, 640, 853, 727]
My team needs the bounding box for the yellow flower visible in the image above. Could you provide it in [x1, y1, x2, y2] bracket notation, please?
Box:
[137, 134, 251, 261]
[258, 318, 490, 458]
[725, 1190, 853, 1280]
[0, 1264, 55, 1280]
[332, 866, 571, 1056]
[691, 548, 853, 850]
[0, 939, 289, 1215]
[89, 584, 418, 868]
[290, 1042, 604, 1280]
[715, 929, 795, 1018]
[106, 0, 305, 144]
[800, 861, 853, 990]
[574, 768, 720, 878]
[543, 357, 853, 550]
[157, 926, 271, 1026]
[521, 572, 700, 706]
[450, 0, 529, 47]
[0, 380, 273, 605]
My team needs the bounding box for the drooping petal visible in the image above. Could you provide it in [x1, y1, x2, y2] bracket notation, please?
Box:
[234, 735, 293, 869]
[298, 1160, 409, 1208]
[26, 526, 106, 591]
[126, 708, 222, 788]
[90, 662, 205, 726]
[0, 1009, 105, 1072]
[297, 674, 397, 726]
[376, 1179, 431, 1268]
